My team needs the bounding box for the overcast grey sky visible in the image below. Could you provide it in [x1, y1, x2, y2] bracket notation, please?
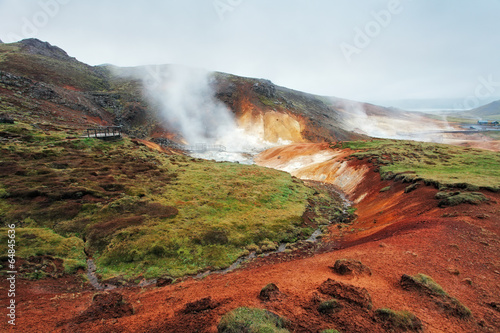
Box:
[1, 0, 499, 108]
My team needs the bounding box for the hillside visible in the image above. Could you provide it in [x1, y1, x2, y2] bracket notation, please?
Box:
[462, 100, 500, 120]
[0, 39, 371, 143]
[0, 39, 499, 333]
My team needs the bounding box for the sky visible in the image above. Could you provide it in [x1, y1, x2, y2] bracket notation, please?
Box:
[1, 0, 499, 109]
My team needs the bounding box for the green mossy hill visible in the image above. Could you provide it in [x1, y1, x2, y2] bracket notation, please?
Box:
[0, 123, 340, 279]
[338, 139, 500, 190]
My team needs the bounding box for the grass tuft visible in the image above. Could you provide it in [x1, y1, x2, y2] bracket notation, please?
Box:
[217, 307, 289, 333]
[375, 308, 422, 331]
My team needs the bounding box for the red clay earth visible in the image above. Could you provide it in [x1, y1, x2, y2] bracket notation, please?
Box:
[1, 146, 499, 333]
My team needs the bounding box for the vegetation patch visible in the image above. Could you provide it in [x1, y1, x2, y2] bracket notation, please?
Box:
[318, 299, 342, 314]
[0, 227, 86, 277]
[379, 186, 391, 192]
[0, 123, 333, 279]
[435, 191, 489, 207]
[337, 139, 500, 189]
[374, 308, 423, 331]
[400, 274, 472, 319]
[217, 307, 289, 333]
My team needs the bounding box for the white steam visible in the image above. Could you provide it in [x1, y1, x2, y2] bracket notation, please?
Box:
[141, 65, 281, 163]
[335, 99, 454, 143]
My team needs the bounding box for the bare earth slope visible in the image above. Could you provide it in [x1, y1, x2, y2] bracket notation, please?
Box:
[2, 143, 498, 332]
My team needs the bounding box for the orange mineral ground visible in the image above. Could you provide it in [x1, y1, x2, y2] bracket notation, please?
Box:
[2, 143, 499, 333]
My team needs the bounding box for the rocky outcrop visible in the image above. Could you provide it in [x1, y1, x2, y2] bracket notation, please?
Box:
[255, 143, 371, 201]
[253, 79, 276, 98]
[19, 38, 74, 62]
[318, 279, 372, 309]
[331, 259, 372, 277]
[71, 291, 133, 324]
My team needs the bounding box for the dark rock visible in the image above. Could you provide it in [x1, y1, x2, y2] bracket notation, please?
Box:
[156, 276, 174, 287]
[19, 38, 73, 62]
[259, 283, 281, 301]
[0, 70, 33, 88]
[73, 292, 133, 324]
[487, 302, 500, 312]
[30, 82, 58, 101]
[0, 115, 14, 124]
[318, 279, 372, 309]
[182, 297, 219, 313]
[253, 80, 276, 99]
[404, 183, 420, 193]
[331, 259, 372, 276]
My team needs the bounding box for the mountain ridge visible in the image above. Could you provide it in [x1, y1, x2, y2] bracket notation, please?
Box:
[0, 38, 375, 142]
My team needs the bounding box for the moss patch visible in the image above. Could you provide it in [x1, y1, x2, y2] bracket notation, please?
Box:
[217, 307, 289, 333]
[0, 123, 335, 279]
[339, 139, 500, 189]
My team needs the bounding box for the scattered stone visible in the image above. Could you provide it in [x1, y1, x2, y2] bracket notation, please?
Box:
[404, 183, 420, 193]
[182, 297, 220, 313]
[330, 259, 372, 277]
[318, 279, 372, 309]
[73, 291, 133, 323]
[156, 276, 174, 287]
[0, 114, 14, 124]
[259, 283, 282, 301]
[463, 278, 473, 286]
[486, 302, 500, 312]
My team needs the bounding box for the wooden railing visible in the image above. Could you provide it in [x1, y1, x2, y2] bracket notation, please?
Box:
[86, 126, 122, 139]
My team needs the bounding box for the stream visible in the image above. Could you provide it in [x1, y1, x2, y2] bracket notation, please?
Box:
[85, 179, 352, 289]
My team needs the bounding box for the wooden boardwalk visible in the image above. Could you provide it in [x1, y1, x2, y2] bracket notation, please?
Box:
[85, 126, 122, 140]
[185, 143, 226, 153]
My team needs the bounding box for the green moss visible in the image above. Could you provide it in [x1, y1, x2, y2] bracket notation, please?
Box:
[217, 307, 289, 333]
[342, 139, 500, 189]
[0, 227, 86, 269]
[412, 273, 447, 295]
[318, 299, 342, 314]
[436, 192, 488, 207]
[375, 308, 422, 331]
[0, 124, 329, 279]
[379, 186, 391, 192]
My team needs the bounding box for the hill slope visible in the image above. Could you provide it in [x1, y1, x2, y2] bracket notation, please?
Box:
[0, 39, 374, 143]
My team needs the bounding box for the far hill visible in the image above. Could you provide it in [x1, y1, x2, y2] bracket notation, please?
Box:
[461, 100, 500, 120]
[0, 38, 402, 143]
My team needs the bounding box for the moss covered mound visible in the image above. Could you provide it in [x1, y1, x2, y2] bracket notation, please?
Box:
[0, 123, 342, 279]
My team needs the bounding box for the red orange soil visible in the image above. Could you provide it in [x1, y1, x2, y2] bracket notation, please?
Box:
[1, 145, 499, 332]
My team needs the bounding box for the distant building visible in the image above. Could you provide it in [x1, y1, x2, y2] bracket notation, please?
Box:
[477, 120, 499, 126]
